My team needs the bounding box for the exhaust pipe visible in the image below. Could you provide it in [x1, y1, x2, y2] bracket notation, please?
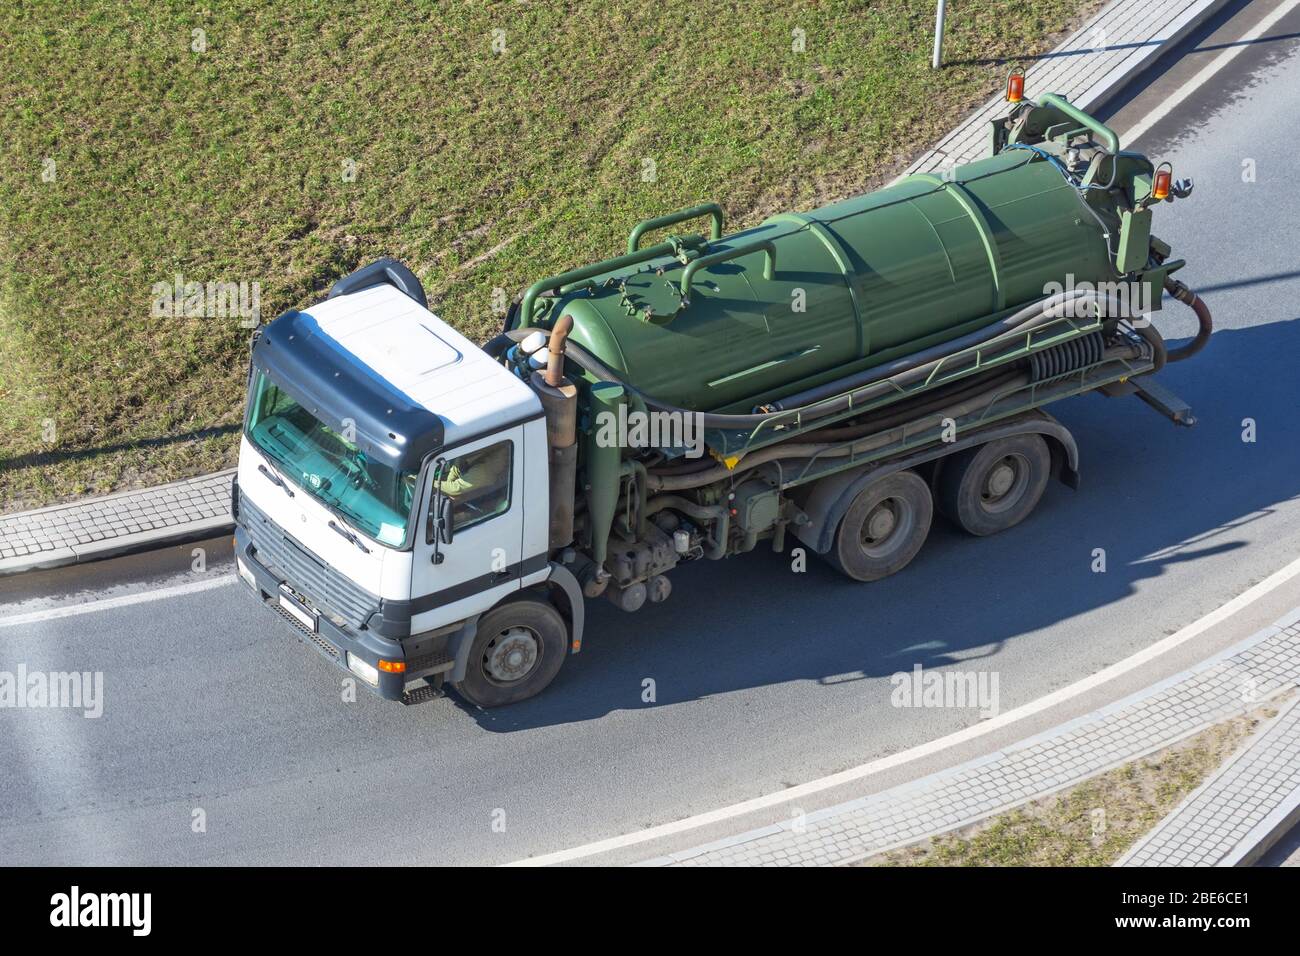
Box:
[531, 314, 578, 548]
[544, 313, 573, 387]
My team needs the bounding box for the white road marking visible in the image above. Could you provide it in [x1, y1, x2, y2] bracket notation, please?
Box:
[1121, 0, 1300, 146]
[0, 574, 236, 629]
[510, 552, 1300, 866]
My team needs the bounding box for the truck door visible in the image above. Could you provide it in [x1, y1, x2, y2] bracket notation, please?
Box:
[410, 426, 526, 631]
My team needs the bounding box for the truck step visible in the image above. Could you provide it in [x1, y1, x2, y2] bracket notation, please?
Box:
[401, 683, 444, 706]
[1133, 376, 1195, 426]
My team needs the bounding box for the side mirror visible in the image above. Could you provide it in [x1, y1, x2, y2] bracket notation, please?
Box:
[438, 495, 455, 545]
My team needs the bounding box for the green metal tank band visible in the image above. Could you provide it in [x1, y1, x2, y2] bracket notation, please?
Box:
[912, 172, 1006, 314]
[769, 212, 868, 358]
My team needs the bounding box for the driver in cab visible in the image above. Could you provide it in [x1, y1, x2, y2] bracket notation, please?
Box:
[434, 443, 510, 521]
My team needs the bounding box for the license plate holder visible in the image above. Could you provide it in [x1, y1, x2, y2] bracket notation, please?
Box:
[278, 585, 319, 632]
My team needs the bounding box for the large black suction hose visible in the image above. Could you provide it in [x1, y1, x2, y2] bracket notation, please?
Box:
[1163, 278, 1212, 363]
[494, 288, 1102, 431]
[761, 289, 1100, 415]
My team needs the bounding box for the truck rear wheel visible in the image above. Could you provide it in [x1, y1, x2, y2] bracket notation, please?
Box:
[830, 470, 933, 582]
[937, 434, 1050, 536]
[454, 597, 567, 708]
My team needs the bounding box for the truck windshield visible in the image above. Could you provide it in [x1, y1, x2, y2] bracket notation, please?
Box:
[245, 370, 417, 547]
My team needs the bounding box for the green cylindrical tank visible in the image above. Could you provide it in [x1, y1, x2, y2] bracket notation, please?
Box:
[538, 149, 1120, 413]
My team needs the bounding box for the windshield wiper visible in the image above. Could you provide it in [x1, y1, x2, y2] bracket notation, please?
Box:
[258, 462, 295, 498]
[328, 519, 371, 554]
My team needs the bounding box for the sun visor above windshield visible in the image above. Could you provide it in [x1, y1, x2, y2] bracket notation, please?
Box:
[251, 310, 444, 471]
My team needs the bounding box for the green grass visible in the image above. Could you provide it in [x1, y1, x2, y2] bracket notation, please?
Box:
[861, 706, 1273, 866]
[0, 0, 1098, 510]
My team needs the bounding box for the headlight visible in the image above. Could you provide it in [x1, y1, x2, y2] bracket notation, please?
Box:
[347, 652, 379, 687]
[236, 557, 257, 590]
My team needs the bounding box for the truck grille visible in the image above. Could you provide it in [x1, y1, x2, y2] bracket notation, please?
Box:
[239, 491, 378, 629]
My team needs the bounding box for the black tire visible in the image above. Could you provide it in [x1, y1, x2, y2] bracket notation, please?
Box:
[454, 596, 568, 708]
[936, 434, 1051, 536]
[829, 470, 933, 582]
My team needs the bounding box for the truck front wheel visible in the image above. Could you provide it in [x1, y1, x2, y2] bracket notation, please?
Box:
[936, 434, 1050, 536]
[830, 470, 933, 582]
[454, 597, 568, 708]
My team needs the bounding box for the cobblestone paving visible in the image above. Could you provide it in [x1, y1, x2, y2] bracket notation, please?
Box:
[0, 471, 235, 574]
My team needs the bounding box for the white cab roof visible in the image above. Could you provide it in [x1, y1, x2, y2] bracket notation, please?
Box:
[300, 283, 540, 446]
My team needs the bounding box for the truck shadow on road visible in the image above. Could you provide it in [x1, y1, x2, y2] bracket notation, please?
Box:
[463, 316, 1300, 733]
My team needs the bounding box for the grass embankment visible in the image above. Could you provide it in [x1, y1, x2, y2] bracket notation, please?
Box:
[859, 704, 1279, 866]
[0, 0, 1098, 510]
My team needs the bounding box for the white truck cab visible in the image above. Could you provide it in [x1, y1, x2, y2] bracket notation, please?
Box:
[233, 261, 581, 706]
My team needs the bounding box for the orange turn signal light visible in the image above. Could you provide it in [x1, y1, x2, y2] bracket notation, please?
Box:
[377, 659, 406, 674]
[1152, 167, 1172, 201]
[1006, 72, 1025, 103]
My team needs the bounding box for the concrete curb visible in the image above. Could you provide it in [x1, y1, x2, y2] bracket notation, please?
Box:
[1224, 780, 1300, 866]
[513, 555, 1300, 865]
[0, 469, 236, 576]
[1116, 692, 1300, 866]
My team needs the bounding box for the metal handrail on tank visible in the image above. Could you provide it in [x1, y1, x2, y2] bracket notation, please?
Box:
[680, 240, 776, 301]
[516, 239, 690, 329]
[626, 203, 724, 254]
[1037, 93, 1120, 154]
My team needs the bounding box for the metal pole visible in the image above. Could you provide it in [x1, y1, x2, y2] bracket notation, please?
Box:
[932, 0, 947, 69]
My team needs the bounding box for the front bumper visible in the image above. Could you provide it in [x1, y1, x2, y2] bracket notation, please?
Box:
[234, 524, 449, 701]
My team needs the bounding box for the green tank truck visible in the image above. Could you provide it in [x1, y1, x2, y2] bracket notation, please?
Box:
[236, 86, 1211, 707]
[495, 88, 1209, 617]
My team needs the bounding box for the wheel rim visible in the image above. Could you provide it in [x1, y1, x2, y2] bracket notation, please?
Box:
[979, 454, 1030, 515]
[483, 626, 541, 685]
[860, 496, 915, 557]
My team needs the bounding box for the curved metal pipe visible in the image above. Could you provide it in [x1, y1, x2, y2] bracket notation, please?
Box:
[544, 313, 574, 387]
[1038, 93, 1120, 154]
[516, 239, 683, 330]
[1163, 278, 1213, 363]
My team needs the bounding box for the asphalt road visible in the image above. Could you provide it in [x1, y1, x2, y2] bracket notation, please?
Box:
[3, 0, 1299, 866]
